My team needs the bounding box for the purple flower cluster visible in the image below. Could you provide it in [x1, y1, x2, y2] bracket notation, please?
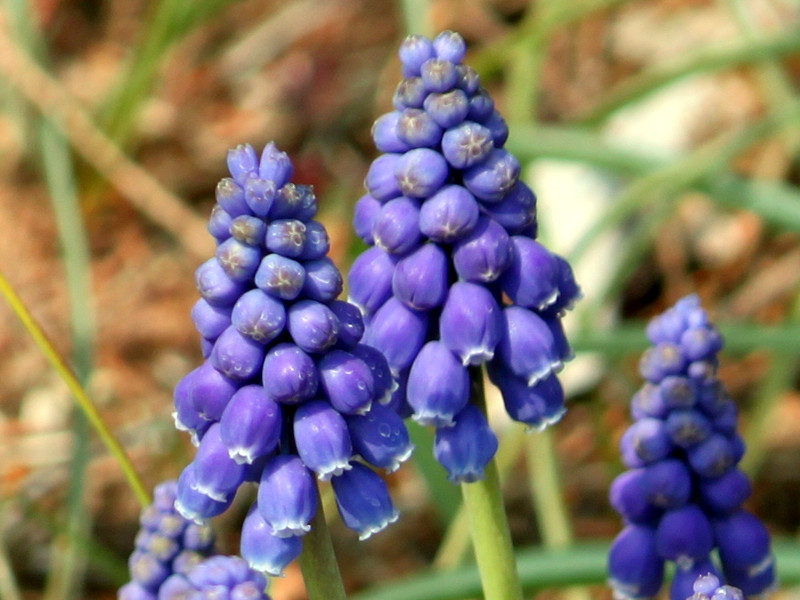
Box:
[349, 31, 580, 483]
[158, 556, 270, 600]
[118, 480, 217, 599]
[173, 143, 412, 575]
[608, 296, 776, 600]
[685, 573, 743, 600]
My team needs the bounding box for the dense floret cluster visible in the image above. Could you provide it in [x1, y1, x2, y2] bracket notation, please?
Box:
[349, 30, 580, 483]
[118, 480, 217, 599]
[608, 296, 776, 600]
[158, 556, 270, 600]
[173, 143, 412, 575]
[686, 573, 744, 600]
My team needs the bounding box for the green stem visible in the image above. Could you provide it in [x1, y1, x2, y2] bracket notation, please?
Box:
[460, 369, 523, 600]
[298, 484, 348, 600]
[400, 0, 432, 37]
[0, 269, 150, 508]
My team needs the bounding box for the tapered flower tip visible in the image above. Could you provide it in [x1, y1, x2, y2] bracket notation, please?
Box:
[259, 141, 293, 187]
[479, 181, 537, 235]
[351, 343, 395, 404]
[254, 253, 306, 301]
[640, 458, 692, 509]
[215, 178, 248, 222]
[395, 147, 449, 199]
[655, 504, 714, 564]
[665, 408, 712, 449]
[363, 297, 429, 374]
[231, 288, 286, 344]
[496, 306, 563, 386]
[434, 404, 499, 483]
[713, 510, 773, 572]
[118, 581, 155, 600]
[433, 30, 467, 63]
[500, 237, 560, 310]
[365, 153, 403, 201]
[639, 343, 686, 383]
[318, 349, 375, 415]
[346, 403, 414, 472]
[244, 177, 277, 218]
[329, 300, 365, 351]
[669, 560, 723, 600]
[196, 258, 247, 308]
[176, 361, 239, 424]
[210, 326, 266, 381]
[609, 469, 661, 525]
[331, 462, 399, 540]
[489, 365, 566, 430]
[392, 242, 449, 311]
[175, 468, 233, 525]
[191, 299, 232, 342]
[294, 400, 354, 480]
[240, 506, 303, 577]
[440, 281, 503, 366]
[393, 76, 427, 110]
[347, 245, 397, 316]
[441, 121, 494, 169]
[372, 196, 422, 255]
[619, 417, 674, 468]
[399, 34, 435, 77]
[302, 257, 344, 303]
[697, 468, 752, 516]
[287, 299, 340, 354]
[418, 184, 480, 243]
[227, 144, 259, 184]
[261, 343, 318, 405]
[219, 385, 282, 465]
[607, 524, 664, 600]
[452, 216, 513, 283]
[353, 194, 382, 245]
[687, 433, 736, 478]
[407, 341, 470, 427]
[462, 148, 520, 203]
[257, 455, 317, 537]
[190, 423, 248, 502]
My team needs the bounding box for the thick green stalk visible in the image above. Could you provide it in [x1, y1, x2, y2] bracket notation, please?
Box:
[298, 484, 348, 600]
[460, 369, 523, 600]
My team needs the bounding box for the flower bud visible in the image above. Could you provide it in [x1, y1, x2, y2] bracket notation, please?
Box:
[329, 300, 365, 350]
[607, 525, 664, 600]
[365, 153, 402, 201]
[479, 181, 537, 235]
[258, 141, 293, 187]
[208, 204, 234, 242]
[423, 89, 470, 128]
[331, 463, 398, 540]
[364, 297, 428, 374]
[258, 455, 317, 537]
[176, 361, 239, 424]
[195, 258, 247, 308]
[231, 288, 286, 344]
[619, 417, 673, 467]
[687, 433, 735, 478]
[188, 424, 248, 502]
[397, 108, 443, 148]
[346, 403, 413, 472]
[395, 148, 449, 198]
[467, 89, 494, 122]
[175, 468, 233, 524]
[347, 246, 397, 315]
[640, 459, 692, 508]
[372, 112, 413, 153]
[393, 77, 427, 110]
[499, 237, 561, 310]
[301, 257, 344, 303]
[287, 299, 340, 354]
[318, 349, 375, 415]
[697, 468, 751, 516]
[441, 121, 494, 169]
[434, 404, 498, 483]
[191, 299, 231, 342]
[215, 238, 262, 282]
[407, 341, 469, 427]
[462, 148, 520, 203]
[452, 217, 513, 282]
[439, 281, 503, 366]
[353, 194, 382, 244]
[420, 57, 458, 93]
[392, 243, 449, 310]
[294, 400, 353, 480]
[418, 184, 480, 243]
[373, 196, 422, 255]
[664, 408, 712, 448]
[496, 306, 562, 386]
[210, 326, 266, 381]
[399, 35, 435, 77]
[227, 144, 258, 184]
[350, 343, 394, 404]
[300, 220, 330, 260]
[655, 504, 714, 563]
[254, 253, 306, 301]
[244, 177, 277, 217]
[609, 469, 661, 525]
[265, 219, 307, 258]
[261, 343, 318, 405]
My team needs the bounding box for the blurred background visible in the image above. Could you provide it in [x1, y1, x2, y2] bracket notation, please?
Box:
[1, 0, 800, 598]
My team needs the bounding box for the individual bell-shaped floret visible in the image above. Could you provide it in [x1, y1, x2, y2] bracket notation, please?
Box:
[318, 349, 375, 415]
[219, 385, 282, 464]
[257, 455, 318, 537]
[215, 177, 249, 218]
[365, 153, 402, 201]
[495, 306, 563, 386]
[258, 141, 294, 187]
[395, 148, 449, 199]
[639, 342, 686, 383]
[174, 361, 239, 427]
[423, 88, 470, 129]
[294, 400, 353, 480]
[607, 524, 665, 600]
[609, 469, 661, 525]
[243, 177, 277, 218]
[240, 506, 303, 577]
[713, 510, 774, 576]
[392, 242, 449, 311]
[655, 504, 714, 565]
[195, 258, 247, 308]
[439, 281, 503, 366]
[287, 299, 340, 354]
[265, 219, 307, 258]
[619, 417, 674, 467]
[499, 237, 561, 310]
[271, 183, 318, 221]
[300, 220, 331, 260]
[462, 148, 520, 203]
[686, 433, 736, 478]
[479, 181, 537, 235]
[452, 216, 513, 283]
[640, 458, 692, 509]
[215, 238, 263, 282]
[433, 404, 499, 483]
[302, 258, 344, 303]
[407, 341, 470, 427]
[261, 343, 319, 405]
[373, 196, 422, 255]
[399, 34, 435, 77]
[364, 297, 429, 374]
[230, 214, 267, 246]
[347, 245, 397, 316]
[372, 112, 413, 154]
[489, 367, 566, 431]
[397, 108, 444, 148]
[346, 403, 414, 472]
[175, 468, 233, 524]
[418, 184, 480, 243]
[696, 468, 752, 516]
[331, 462, 399, 540]
[664, 408, 712, 449]
[441, 121, 494, 169]
[209, 326, 266, 381]
[185, 423, 248, 502]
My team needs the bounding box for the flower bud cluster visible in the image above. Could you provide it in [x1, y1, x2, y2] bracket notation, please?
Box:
[608, 296, 776, 600]
[118, 480, 217, 599]
[174, 143, 412, 575]
[349, 31, 580, 483]
[158, 556, 270, 600]
[685, 573, 743, 600]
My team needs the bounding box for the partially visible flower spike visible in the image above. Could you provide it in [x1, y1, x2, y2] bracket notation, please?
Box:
[607, 295, 776, 600]
[349, 30, 580, 481]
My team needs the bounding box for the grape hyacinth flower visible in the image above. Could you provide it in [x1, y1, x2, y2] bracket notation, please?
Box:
[173, 142, 412, 575]
[159, 555, 271, 600]
[118, 480, 216, 599]
[350, 30, 580, 482]
[684, 573, 743, 600]
[608, 296, 776, 600]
